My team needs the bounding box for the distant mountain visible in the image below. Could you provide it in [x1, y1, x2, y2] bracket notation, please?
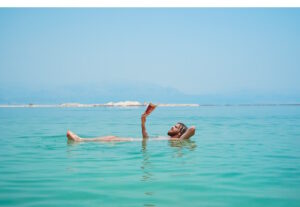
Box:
[0, 83, 299, 104]
[0, 83, 185, 104]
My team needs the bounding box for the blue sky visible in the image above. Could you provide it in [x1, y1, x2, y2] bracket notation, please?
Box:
[0, 8, 300, 101]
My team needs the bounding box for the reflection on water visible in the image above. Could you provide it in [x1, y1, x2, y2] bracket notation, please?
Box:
[67, 139, 80, 146]
[141, 139, 156, 207]
[140, 139, 197, 207]
[144, 204, 156, 207]
[141, 139, 154, 182]
[168, 139, 197, 157]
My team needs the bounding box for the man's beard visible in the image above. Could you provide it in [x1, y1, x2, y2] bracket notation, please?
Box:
[168, 131, 177, 136]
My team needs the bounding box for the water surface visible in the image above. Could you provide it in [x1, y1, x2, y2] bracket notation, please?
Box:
[0, 106, 300, 206]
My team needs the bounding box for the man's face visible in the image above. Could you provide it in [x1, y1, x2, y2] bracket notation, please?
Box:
[167, 123, 182, 137]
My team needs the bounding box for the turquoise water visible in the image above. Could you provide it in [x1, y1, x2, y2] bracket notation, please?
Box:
[0, 106, 300, 207]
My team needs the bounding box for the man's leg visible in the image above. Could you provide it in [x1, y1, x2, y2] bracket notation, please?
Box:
[66, 130, 134, 142]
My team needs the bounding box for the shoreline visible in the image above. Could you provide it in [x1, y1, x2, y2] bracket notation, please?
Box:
[0, 103, 300, 108]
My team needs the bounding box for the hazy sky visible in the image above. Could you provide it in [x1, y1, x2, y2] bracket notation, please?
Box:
[0, 8, 299, 95]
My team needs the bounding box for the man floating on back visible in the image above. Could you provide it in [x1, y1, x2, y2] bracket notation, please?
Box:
[67, 103, 196, 142]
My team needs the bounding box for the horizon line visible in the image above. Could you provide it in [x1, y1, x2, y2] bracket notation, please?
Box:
[1, 103, 300, 108]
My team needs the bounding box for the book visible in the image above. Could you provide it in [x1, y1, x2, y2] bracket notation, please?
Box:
[144, 103, 157, 116]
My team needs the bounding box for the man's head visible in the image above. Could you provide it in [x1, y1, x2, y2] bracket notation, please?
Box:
[167, 122, 188, 138]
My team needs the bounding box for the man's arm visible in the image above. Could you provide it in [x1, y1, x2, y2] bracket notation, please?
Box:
[179, 126, 196, 140]
[141, 114, 149, 138]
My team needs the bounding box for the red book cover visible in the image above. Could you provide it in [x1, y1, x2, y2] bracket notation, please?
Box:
[144, 103, 157, 115]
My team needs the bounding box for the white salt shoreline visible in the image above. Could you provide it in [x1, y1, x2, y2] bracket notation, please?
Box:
[1, 103, 299, 108]
[0, 101, 200, 108]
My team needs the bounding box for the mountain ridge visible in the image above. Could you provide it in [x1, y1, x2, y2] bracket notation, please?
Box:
[0, 83, 299, 104]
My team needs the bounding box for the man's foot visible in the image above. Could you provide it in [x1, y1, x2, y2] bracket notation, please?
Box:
[66, 130, 82, 142]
